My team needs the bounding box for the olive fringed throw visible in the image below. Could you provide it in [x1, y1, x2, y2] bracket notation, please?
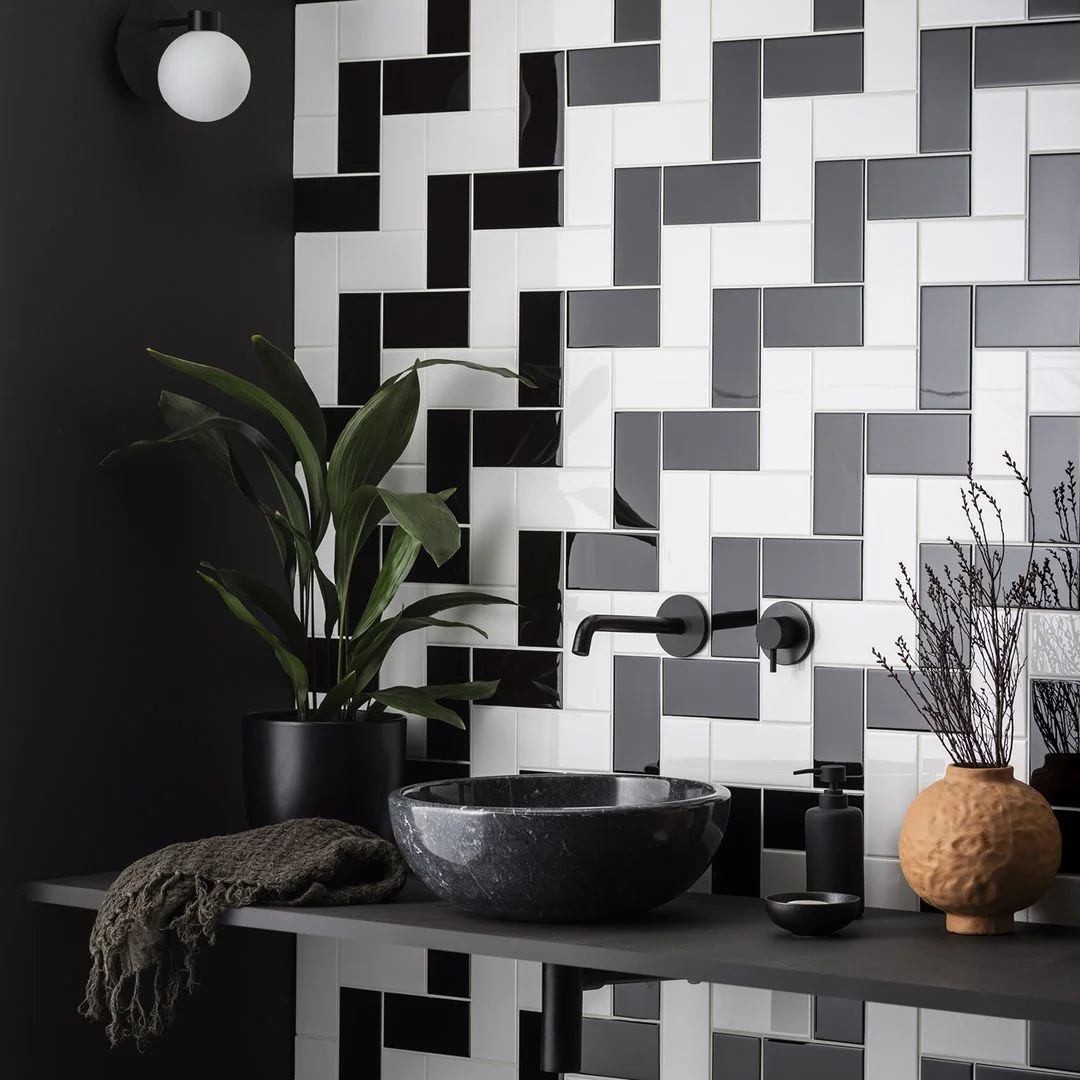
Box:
[81, 817, 406, 1046]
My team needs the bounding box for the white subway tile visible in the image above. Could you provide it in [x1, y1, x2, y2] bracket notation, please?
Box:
[1030, 612, 1080, 679]
[918, 476, 1027, 543]
[339, 940, 426, 993]
[1030, 86, 1080, 152]
[471, 0, 518, 110]
[864, 0, 917, 92]
[471, 955, 518, 1063]
[712, 0, 812, 37]
[565, 107, 614, 227]
[972, 351, 1027, 476]
[760, 99, 813, 222]
[471, 706, 518, 776]
[517, 709, 613, 771]
[712, 224, 813, 287]
[864, 222, 918, 347]
[294, 348, 338, 406]
[661, 981, 711, 1080]
[614, 102, 711, 167]
[661, 0, 711, 102]
[661, 717, 712, 780]
[471, 470, 518, 586]
[424, 349, 520, 409]
[863, 856, 918, 910]
[919, 732, 952, 791]
[295, 233, 338, 347]
[1030, 351, 1080, 414]
[759, 651, 813, 724]
[339, 231, 425, 291]
[518, 0, 613, 50]
[296, 936, 338, 1039]
[920, 219, 1027, 284]
[814, 349, 918, 412]
[612, 349, 711, 409]
[711, 473, 812, 536]
[863, 477, 917, 603]
[582, 983, 612, 1016]
[662, 226, 712, 346]
[428, 109, 519, 174]
[812, 602, 915, 667]
[428, 1060, 515, 1080]
[921, 1010, 1026, 1066]
[425, 584, 517, 646]
[295, 3, 338, 117]
[564, 349, 614, 468]
[919, 0, 1025, 26]
[972, 89, 1027, 217]
[517, 960, 542, 1011]
[339, 0, 426, 59]
[712, 984, 773, 1034]
[382, 1050, 427, 1080]
[295, 117, 338, 176]
[563, 591, 614, 711]
[1026, 874, 1080, 926]
[381, 115, 427, 231]
[814, 94, 917, 160]
[760, 350, 812, 471]
[660, 472, 711, 593]
[518, 228, 613, 290]
[864, 1004, 918, 1080]
[518, 469, 611, 529]
[471, 230, 518, 347]
[381, 612, 426, 687]
[762, 850, 808, 898]
[711, 721, 813, 788]
[865, 731, 919, 858]
[296, 1036, 338, 1080]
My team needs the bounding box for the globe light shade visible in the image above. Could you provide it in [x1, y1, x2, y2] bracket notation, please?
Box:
[157, 29, 251, 123]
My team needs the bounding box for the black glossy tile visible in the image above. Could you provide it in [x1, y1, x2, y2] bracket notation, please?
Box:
[662, 411, 759, 471]
[712, 1034, 762, 1080]
[763, 1039, 863, 1080]
[1031, 0, 1080, 13]
[1057, 808, 1080, 872]
[427, 950, 470, 998]
[474, 648, 561, 708]
[428, 174, 471, 288]
[295, 176, 379, 232]
[384, 992, 470, 1056]
[813, 413, 865, 536]
[762, 538, 863, 601]
[518, 532, 563, 648]
[567, 532, 659, 591]
[387, 524, 470, 586]
[614, 655, 661, 773]
[384, 291, 469, 348]
[339, 61, 381, 173]
[615, 168, 661, 285]
[664, 163, 760, 224]
[383, 55, 470, 114]
[323, 406, 356, 455]
[520, 52, 566, 168]
[866, 413, 969, 475]
[339, 988, 382, 1078]
[338, 293, 381, 406]
[921, 286, 972, 410]
[765, 790, 864, 850]
[712, 39, 762, 162]
[814, 160, 865, 284]
[1031, 1021, 1080, 1072]
[663, 658, 759, 720]
[473, 409, 562, 467]
[615, 411, 660, 529]
[428, 0, 469, 53]
[308, 637, 344, 694]
[427, 409, 470, 521]
[582, 1016, 661, 1080]
[813, 667, 865, 788]
[613, 981, 660, 1021]
[815, 0, 864, 30]
[519, 291, 565, 406]
[974, 285, 1080, 347]
[712, 537, 760, 659]
[615, 0, 661, 41]
[713, 288, 762, 407]
[923, 1060, 973, 1080]
[920, 28, 972, 153]
[763, 33, 863, 98]
[976, 1069, 1079, 1080]
[1031, 417, 1080, 541]
[1030, 154, 1080, 281]
[568, 44, 660, 106]
[866, 156, 971, 220]
[711, 786, 762, 897]
[762, 286, 863, 348]
[975, 21, 1080, 87]
[866, 669, 929, 731]
[474, 169, 563, 229]
[404, 757, 469, 785]
[815, 997, 865, 1044]
[427, 645, 471, 760]
[568, 289, 660, 347]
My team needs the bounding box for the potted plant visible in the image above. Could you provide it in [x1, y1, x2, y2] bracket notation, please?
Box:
[873, 454, 1061, 934]
[105, 335, 524, 837]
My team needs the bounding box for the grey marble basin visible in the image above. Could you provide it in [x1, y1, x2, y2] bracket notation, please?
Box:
[388, 773, 731, 922]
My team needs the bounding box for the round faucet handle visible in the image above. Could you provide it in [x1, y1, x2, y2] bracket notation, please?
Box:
[755, 615, 799, 652]
[756, 602, 814, 673]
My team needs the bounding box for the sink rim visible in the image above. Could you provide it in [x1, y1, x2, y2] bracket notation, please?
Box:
[390, 772, 732, 816]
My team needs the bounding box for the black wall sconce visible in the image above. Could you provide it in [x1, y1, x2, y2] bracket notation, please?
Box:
[116, 1, 251, 122]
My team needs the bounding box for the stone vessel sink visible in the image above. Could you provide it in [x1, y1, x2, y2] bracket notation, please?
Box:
[389, 773, 731, 922]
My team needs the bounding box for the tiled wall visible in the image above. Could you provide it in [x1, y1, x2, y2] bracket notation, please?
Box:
[293, 0, 1080, 1076]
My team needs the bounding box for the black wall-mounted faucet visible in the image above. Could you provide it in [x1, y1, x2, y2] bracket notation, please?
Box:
[572, 595, 710, 658]
[756, 601, 814, 672]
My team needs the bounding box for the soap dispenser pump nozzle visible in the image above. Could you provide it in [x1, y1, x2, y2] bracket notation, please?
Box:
[793, 765, 850, 808]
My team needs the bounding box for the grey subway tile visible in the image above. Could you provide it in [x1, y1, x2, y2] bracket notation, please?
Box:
[813, 667, 865, 780]
[866, 156, 970, 220]
[567, 532, 659, 591]
[662, 410, 759, 471]
[712, 1033, 762, 1080]
[1030, 416, 1080, 541]
[920, 28, 972, 153]
[866, 670, 928, 731]
[615, 411, 660, 529]
[866, 413, 970, 475]
[712, 537, 760, 659]
[975, 285, 1080, 347]
[581, 1017, 660, 1080]
[815, 0, 864, 30]
[762, 286, 863, 348]
[975, 21, 1080, 86]
[712, 40, 762, 161]
[615, 0, 661, 41]
[813, 413, 865, 536]
[663, 658, 759, 719]
[1030, 1021, 1080, 1072]
[814, 160, 865, 283]
[568, 44, 660, 105]
[922, 1061, 973, 1080]
[763, 33, 863, 98]
[920, 286, 972, 410]
[763, 1040, 863, 1080]
[614, 656, 661, 773]
[762, 538, 863, 601]
[1029, 154, 1080, 281]
[664, 163, 760, 224]
[814, 997, 865, 1044]
[1030, 0, 1080, 14]
[568, 289, 660, 347]
[713, 288, 762, 406]
[612, 981, 660, 1020]
[976, 1068, 1080, 1080]
[614, 168, 661, 285]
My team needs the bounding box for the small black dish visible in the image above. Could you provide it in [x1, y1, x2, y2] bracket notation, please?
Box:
[764, 892, 861, 936]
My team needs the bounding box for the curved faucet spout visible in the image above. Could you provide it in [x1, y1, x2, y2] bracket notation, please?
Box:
[572, 614, 684, 656]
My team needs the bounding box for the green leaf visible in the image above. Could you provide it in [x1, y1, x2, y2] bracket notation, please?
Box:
[379, 488, 460, 567]
[156, 392, 233, 477]
[401, 591, 517, 620]
[146, 347, 329, 543]
[313, 671, 359, 723]
[347, 615, 488, 690]
[327, 370, 421, 515]
[333, 486, 386, 619]
[252, 334, 327, 463]
[415, 356, 538, 389]
[198, 572, 309, 712]
[422, 680, 499, 702]
[353, 527, 422, 638]
[201, 563, 307, 661]
[367, 686, 467, 729]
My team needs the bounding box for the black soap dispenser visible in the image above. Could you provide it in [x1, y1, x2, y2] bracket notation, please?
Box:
[793, 765, 864, 917]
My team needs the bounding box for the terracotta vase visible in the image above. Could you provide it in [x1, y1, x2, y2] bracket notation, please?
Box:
[1030, 752, 1080, 808]
[899, 765, 1061, 935]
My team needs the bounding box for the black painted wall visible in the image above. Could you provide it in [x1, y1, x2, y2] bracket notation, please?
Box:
[0, 2, 297, 1074]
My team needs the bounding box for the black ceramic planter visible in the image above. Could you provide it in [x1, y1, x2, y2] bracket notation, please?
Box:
[243, 711, 406, 839]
